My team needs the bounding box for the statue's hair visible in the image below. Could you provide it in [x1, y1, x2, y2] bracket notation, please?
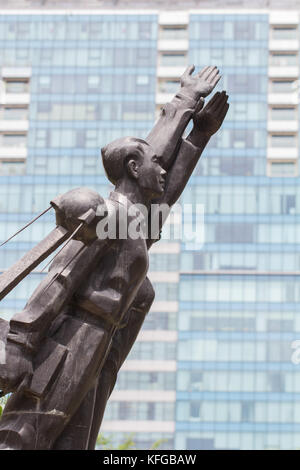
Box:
[101, 136, 148, 185]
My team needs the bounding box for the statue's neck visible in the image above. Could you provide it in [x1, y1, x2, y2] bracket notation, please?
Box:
[114, 181, 150, 208]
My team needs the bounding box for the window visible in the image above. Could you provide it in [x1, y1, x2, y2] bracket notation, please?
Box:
[211, 21, 224, 38]
[138, 22, 153, 40]
[270, 107, 296, 120]
[269, 161, 297, 177]
[38, 76, 51, 92]
[211, 48, 223, 62]
[268, 372, 285, 392]
[190, 372, 203, 391]
[241, 402, 254, 422]
[270, 80, 296, 93]
[270, 53, 298, 66]
[1, 107, 28, 120]
[281, 194, 296, 214]
[87, 76, 100, 90]
[186, 438, 214, 451]
[5, 80, 29, 94]
[136, 75, 149, 86]
[190, 400, 201, 419]
[270, 134, 296, 147]
[35, 129, 48, 148]
[0, 133, 27, 147]
[160, 53, 187, 67]
[40, 48, 53, 65]
[219, 157, 254, 176]
[230, 74, 261, 93]
[0, 160, 25, 175]
[88, 22, 103, 39]
[144, 310, 176, 330]
[159, 25, 187, 40]
[271, 26, 298, 40]
[158, 79, 180, 94]
[267, 341, 292, 362]
[268, 319, 293, 332]
[215, 223, 254, 243]
[234, 21, 254, 40]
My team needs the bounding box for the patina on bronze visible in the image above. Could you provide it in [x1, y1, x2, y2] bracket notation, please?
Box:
[0, 66, 229, 449]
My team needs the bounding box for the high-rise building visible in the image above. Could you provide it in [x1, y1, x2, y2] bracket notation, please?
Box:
[1, 0, 300, 450]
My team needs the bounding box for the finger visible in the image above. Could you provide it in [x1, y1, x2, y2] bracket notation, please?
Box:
[212, 94, 228, 114]
[210, 91, 227, 112]
[207, 91, 225, 112]
[198, 65, 210, 78]
[181, 64, 195, 81]
[207, 68, 220, 83]
[219, 102, 230, 122]
[201, 65, 218, 81]
[198, 65, 214, 80]
[206, 70, 221, 84]
[210, 74, 221, 89]
[195, 97, 205, 114]
[204, 91, 221, 110]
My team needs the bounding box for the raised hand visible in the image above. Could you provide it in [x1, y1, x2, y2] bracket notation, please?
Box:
[180, 65, 221, 100]
[189, 91, 229, 144]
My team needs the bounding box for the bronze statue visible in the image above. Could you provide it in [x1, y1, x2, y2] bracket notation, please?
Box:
[0, 65, 229, 449]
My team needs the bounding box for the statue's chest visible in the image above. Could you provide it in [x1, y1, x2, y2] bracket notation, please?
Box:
[89, 236, 149, 295]
[113, 236, 149, 280]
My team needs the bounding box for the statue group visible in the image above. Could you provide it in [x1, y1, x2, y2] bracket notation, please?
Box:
[0, 65, 229, 449]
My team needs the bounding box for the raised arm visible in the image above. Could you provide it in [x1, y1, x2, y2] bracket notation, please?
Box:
[148, 91, 229, 246]
[146, 65, 221, 171]
[161, 91, 229, 207]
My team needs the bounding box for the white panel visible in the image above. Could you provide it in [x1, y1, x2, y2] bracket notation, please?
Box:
[136, 330, 178, 342]
[156, 93, 176, 104]
[269, 40, 299, 51]
[268, 121, 298, 132]
[268, 67, 299, 78]
[159, 11, 188, 25]
[267, 147, 298, 159]
[110, 390, 176, 402]
[0, 147, 27, 159]
[158, 40, 188, 51]
[122, 360, 176, 372]
[294, 317, 300, 331]
[0, 94, 30, 105]
[0, 120, 29, 132]
[1, 67, 31, 78]
[148, 272, 179, 283]
[150, 242, 180, 254]
[151, 300, 178, 312]
[270, 12, 299, 24]
[102, 420, 175, 433]
[268, 93, 299, 105]
[190, 9, 268, 14]
[0, 10, 158, 15]
[157, 66, 186, 78]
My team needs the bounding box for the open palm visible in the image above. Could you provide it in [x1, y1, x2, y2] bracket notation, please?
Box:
[180, 65, 221, 99]
[194, 91, 229, 137]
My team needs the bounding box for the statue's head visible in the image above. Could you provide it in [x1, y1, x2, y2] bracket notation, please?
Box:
[101, 136, 166, 199]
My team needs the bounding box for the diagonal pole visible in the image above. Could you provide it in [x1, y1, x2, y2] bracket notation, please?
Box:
[0, 206, 52, 247]
[44, 242, 86, 292]
[41, 222, 84, 273]
[0, 226, 69, 301]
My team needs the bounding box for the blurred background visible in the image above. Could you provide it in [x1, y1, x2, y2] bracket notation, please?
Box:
[1, 0, 300, 450]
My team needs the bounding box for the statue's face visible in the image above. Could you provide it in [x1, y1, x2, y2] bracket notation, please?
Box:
[137, 143, 166, 199]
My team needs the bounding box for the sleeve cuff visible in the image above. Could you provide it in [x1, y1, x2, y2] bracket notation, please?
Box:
[174, 92, 198, 110]
[181, 137, 200, 153]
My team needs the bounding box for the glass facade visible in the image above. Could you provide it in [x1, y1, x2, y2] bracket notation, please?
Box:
[1, 8, 300, 450]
